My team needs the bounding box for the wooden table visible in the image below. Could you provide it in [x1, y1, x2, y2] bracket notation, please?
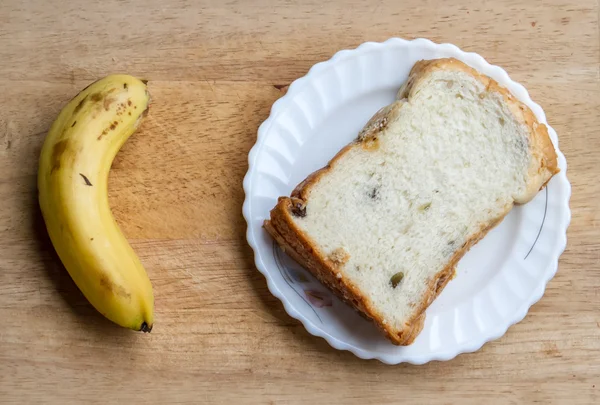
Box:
[1, 0, 598, 403]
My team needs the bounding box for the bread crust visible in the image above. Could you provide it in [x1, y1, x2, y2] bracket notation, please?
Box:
[264, 58, 559, 345]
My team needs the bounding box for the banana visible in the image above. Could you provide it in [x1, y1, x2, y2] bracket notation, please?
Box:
[38, 75, 154, 331]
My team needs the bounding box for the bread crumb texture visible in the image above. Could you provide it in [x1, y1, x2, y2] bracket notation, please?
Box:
[293, 67, 533, 331]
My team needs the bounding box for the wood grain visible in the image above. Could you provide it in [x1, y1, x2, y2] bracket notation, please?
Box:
[0, 0, 599, 403]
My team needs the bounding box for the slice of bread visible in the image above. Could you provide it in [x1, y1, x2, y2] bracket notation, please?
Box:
[264, 58, 559, 345]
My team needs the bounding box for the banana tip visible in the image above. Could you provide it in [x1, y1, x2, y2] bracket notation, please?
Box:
[140, 322, 153, 333]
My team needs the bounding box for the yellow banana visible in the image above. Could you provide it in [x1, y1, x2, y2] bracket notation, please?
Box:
[38, 75, 154, 332]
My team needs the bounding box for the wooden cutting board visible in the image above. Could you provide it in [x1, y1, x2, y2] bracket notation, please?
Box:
[1, 0, 598, 403]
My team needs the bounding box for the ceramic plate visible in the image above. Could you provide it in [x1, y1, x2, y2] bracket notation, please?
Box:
[242, 38, 571, 364]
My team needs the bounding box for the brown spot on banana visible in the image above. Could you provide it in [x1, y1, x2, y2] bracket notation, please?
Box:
[90, 92, 102, 102]
[79, 173, 93, 186]
[73, 95, 87, 114]
[103, 96, 116, 111]
[50, 139, 69, 173]
[99, 275, 131, 299]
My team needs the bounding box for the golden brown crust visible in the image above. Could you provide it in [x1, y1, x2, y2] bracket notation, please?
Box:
[265, 201, 509, 345]
[264, 58, 559, 345]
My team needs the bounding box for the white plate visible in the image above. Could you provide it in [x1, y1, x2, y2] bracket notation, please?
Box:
[242, 38, 571, 364]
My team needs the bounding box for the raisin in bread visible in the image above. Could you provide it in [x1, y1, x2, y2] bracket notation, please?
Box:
[264, 58, 559, 345]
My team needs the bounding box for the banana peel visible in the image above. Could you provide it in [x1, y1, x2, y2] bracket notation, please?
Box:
[38, 75, 154, 331]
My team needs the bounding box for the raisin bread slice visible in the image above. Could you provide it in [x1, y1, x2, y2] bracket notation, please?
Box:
[264, 58, 558, 345]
